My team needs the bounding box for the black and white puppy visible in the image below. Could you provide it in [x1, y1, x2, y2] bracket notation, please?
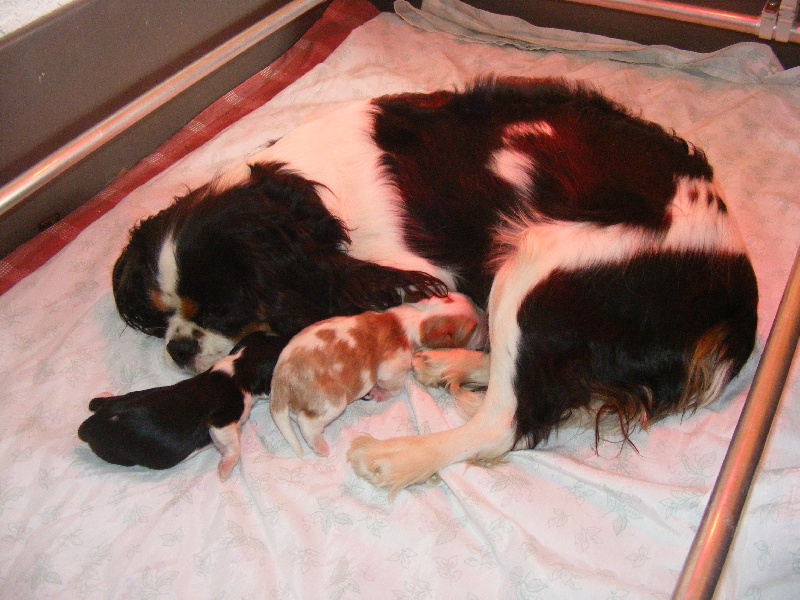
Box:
[78, 333, 285, 478]
[96, 77, 757, 491]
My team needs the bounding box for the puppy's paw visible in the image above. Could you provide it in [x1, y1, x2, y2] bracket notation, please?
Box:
[311, 435, 330, 458]
[210, 424, 241, 481]
[217, 454, 239, 481]
[347, 435, 439, 498]
[365, 385, 393, 403]
[86, 391, 122, 411]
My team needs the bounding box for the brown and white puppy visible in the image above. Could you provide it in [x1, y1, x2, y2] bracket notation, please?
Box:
[269, 293, 485, 458]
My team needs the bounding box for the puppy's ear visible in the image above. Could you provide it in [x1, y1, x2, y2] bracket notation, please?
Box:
[420, 315, 478, 349]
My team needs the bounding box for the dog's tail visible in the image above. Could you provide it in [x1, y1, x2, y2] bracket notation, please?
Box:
[269, 386, 304, 458]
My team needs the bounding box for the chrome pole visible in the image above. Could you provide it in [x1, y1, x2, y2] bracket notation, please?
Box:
[0, 0, 328, 220]
[672, 247, 800, 599]
[562, 0, 800, 42]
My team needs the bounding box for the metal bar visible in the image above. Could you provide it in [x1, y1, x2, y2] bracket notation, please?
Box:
[561, 0, 800, 42]
[672, 247, 800, 600]
[0, 0, 328, 220]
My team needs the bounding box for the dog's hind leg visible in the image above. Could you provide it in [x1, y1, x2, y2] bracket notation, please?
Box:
[270, 395, 305, 458]
[296, 413, 332, 458]
[296, 397, 351, 457]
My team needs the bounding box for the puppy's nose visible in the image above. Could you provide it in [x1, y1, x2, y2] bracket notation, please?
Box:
[166, 337, 200, 368]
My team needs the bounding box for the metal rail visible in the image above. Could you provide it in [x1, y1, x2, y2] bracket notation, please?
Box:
[562, 0, 800, 43]
[0, 0, 328, 220]
[672, 247, 800, 599]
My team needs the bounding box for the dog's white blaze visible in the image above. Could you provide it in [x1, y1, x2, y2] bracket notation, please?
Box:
[156, 236, 180, 309]
[488, 148, 534, 195]
[158, 236, 237, 372]
[240, 101, 458, 290]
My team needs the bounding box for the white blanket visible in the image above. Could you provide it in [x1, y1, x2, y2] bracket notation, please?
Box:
[1, 3, 798, 598]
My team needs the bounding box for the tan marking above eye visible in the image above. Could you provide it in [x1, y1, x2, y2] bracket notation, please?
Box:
[149, 290, 170, 313]
[181, 298, 200, 319]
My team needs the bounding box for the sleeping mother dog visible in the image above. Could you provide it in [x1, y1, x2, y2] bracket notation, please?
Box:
[79, 77, 758, 493]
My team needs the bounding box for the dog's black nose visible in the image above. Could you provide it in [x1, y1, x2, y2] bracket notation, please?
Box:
[166, 337, 200, 368]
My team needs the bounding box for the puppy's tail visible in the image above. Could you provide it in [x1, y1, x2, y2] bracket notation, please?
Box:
[269, 389, 304, 458]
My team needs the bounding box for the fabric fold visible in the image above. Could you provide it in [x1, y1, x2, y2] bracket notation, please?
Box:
[395, 0, 800, 85]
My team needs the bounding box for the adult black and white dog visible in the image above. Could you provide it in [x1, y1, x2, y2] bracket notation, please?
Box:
[82, 77, 758, 492]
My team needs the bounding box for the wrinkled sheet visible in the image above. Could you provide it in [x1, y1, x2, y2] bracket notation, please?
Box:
[1, 1, 798, 598]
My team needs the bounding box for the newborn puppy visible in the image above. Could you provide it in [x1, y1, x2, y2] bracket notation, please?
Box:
[78, 333, 286, 480]
[269, 293, 485, 458]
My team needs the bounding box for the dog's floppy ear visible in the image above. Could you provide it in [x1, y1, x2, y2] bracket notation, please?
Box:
[113, 213, 175, 337]
[420, 315, 478, 349]
[329, 253, 450, 314]
[248, 162, 348, 251]
[247, 162, 448, 316]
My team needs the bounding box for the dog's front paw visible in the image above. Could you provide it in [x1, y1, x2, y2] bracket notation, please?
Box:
[411, 350, 451, 387]
[412, 348, 488, 390]
[347, 435, 439, 498]
[347, 435, 388, 486]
